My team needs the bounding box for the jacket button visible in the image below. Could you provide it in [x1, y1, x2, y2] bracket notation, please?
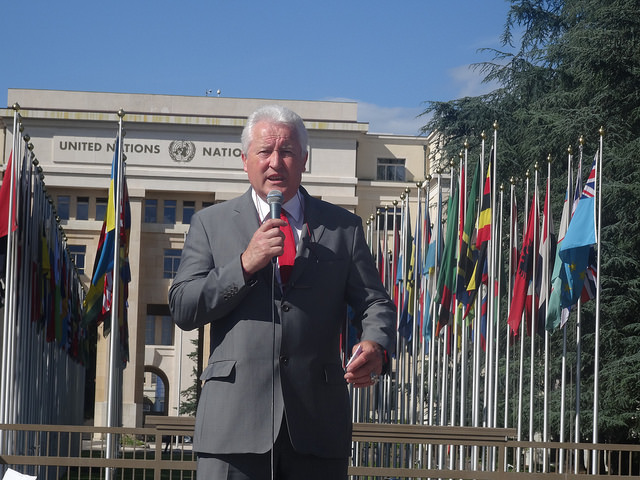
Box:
[280, 356, 289, 366]
[282, 304, 290, 312]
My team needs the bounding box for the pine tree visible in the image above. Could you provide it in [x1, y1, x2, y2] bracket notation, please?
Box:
[421, 0, 640, 443]
[178, 338, 200, 416]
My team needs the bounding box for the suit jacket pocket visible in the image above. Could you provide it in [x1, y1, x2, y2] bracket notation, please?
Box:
[323, 363, 347, 385]
[200, 359, 236, 382]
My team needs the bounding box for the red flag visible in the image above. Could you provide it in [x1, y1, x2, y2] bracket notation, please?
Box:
[0, 151, 18, 237]
[507, 190, 538, 335]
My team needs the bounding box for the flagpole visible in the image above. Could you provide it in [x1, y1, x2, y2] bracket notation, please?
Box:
[516, 170, 529, 471]
[438, 164, 453, 467]
[528, 163, 539, 473]
[542, 155, 552, 473]
[426, 171, 441, 469]
[390, 202, 398, 426]
[384, 206, 390, 290]
[591, 127, 604, 474]
[375, 208, 382, 286]
[494, 182, 504, 431]
[400, 188, 411, 469]
[418, 183, 428, 425]
[412, 184, 422, 427]
[487, 123, 498, 435]
[417, 180, 428, 468]
[17, 141, 33, 427]
[1, 105, 22, 434]
[574, 138, 584, 474]
[397, 193, 406, 426]
[559, 146, 573, 474]
[105, 111, 125, 480]
[366, 215, 371, 251]
[447, 154, 463, 471]
[22, 145, 35, 426]
[471, 133, 485, 470]
[505, 177, 516, 431]
[459, 142, 469, 470]
[391, 204, 398, 301]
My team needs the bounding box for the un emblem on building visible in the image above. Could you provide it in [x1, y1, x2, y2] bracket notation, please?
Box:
[169, 140, 196, 163]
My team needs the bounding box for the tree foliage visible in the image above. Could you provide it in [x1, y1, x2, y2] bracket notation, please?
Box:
[178, 338, 200, 416]
[421, 0, 640, 443]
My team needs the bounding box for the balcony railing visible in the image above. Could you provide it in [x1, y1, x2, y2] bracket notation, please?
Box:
[1, 420, 638, 479]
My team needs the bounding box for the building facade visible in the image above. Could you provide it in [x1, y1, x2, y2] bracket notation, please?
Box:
[0, 89, 434, 427]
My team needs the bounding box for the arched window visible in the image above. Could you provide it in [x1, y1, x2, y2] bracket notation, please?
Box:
[143, 366, 169, 416]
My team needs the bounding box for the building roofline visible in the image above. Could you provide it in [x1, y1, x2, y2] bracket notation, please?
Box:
[6, 88, 363, 124]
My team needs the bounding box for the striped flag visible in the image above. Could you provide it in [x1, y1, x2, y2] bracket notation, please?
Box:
[456, 159, 481, 311]
[466, 151, 492, 316]
[83, 138, 131, 364]
[434, 180, 459, 335]
[422, 187, 442, 343]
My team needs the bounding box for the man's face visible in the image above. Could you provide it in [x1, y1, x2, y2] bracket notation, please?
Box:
[242, 121, 308, 203]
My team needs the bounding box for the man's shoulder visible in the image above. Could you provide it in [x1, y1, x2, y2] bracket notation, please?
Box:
[306, 195, 360, 226]
[194, 190, 251, 220]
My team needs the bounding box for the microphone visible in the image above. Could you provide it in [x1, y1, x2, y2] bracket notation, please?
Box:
[266, 190, 283, 220]
[266, 190, 284, 265]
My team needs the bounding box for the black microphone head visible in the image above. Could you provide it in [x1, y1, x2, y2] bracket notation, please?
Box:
[266, 190, 283, 219]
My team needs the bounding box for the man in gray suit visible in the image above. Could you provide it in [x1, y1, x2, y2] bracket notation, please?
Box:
[169, 105, 396, 479]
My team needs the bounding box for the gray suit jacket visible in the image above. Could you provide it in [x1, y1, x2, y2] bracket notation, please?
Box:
[169, 187, 396, 458]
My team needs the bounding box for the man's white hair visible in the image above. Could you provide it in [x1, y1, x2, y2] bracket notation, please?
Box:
[241, 105, 308, 154]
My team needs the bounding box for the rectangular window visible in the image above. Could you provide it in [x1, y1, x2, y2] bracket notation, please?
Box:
[68, 244, 86, 275]
[182, 201, 195, 224]
[77, 197, 89, 220]
[202, 201, 214, 209]
[145, 315, 156, 345]
[146, 305, 174, 346]
[160, 317, 173, 345]
[145, 316, 174, 345]
[57, 195, 70, 220]
[163, 248, 182, 279]
[376, 158, 406, 182]
[96, 197, 107, 221]
[163, 200, 177, 224]
[144, 199, 157, 223]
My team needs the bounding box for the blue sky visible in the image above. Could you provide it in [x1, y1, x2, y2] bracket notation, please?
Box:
[1, 0, 512, 135]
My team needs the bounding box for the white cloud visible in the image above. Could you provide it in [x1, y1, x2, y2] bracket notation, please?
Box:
[324, 97, 427, 136]
[448, 64, 501, 98]
[357, 102, 427, 136]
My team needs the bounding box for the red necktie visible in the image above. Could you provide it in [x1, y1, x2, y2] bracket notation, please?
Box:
[279, 211, 296, 284]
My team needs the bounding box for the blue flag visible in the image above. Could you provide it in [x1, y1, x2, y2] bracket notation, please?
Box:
[558, 153, 597, 308]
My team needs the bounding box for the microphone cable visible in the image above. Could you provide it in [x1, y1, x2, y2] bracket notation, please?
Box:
[270, 260, 277, 480]
[266, 189, 283, 480]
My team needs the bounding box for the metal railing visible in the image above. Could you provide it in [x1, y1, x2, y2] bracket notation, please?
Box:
[1, 421, 639, 479]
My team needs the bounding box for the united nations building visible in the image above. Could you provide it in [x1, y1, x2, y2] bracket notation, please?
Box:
[0, 89, 434, 428]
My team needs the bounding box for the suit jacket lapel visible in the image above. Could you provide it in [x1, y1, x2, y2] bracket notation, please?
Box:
[231, 189, 276, 286]
[231, 189, 261, 243]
